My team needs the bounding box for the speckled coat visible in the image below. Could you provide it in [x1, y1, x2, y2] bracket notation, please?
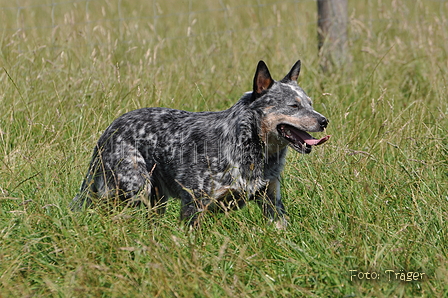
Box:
[71, 60, 330, 227]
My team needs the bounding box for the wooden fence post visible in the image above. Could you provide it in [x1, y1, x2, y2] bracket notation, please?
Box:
[317, 0, 348, 73]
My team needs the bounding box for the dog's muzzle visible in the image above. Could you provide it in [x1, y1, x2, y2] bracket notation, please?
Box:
[277, 124, 330, 154]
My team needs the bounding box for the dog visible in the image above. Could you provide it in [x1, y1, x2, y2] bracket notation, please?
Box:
[71, 60, 330, 228]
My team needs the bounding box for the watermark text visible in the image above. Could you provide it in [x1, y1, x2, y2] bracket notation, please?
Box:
[349, 270, 426, 282]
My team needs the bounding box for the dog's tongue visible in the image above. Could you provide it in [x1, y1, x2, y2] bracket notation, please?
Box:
[295, 131, 331, 146]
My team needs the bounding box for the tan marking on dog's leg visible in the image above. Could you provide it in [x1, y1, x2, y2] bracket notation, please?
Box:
[267, 178, 288, 230]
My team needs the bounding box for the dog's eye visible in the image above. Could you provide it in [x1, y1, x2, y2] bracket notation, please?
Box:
[289, 104, 300, 109]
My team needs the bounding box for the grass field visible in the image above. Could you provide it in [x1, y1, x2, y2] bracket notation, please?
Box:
[1, 0, 447, 296]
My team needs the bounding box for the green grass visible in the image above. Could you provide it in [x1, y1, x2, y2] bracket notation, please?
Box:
[1, 0, 447, 296]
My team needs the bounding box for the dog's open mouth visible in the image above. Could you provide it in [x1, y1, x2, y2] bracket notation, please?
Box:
[277, 124, 331, 154]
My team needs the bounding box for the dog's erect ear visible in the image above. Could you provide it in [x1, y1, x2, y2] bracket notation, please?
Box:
[253, 61, 274, 95]
[281, 60, 301, 83]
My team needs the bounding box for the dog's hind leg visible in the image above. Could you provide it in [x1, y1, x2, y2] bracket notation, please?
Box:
[256, 178, 288, 229]
[83, 145, 154, 210]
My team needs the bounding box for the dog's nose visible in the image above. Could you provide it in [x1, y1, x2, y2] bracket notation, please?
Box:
[319, 117, 329, 129]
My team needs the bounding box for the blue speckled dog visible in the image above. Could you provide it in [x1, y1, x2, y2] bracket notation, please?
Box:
[71, 60, 330, 228]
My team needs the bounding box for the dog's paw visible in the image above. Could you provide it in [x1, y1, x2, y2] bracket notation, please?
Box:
[268, 216, 289, 230]
[275, 217, 289, 230]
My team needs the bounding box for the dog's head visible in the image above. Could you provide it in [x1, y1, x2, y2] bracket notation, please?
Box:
[251, 60, 330, 154]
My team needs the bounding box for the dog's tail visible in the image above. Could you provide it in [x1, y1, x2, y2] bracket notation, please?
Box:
[70, 175, 94, 211]
[70, 147, 99, 211]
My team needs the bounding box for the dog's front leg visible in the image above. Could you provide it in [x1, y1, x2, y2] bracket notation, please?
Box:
[180, 193, 205, 228]
[257, 178, 288, 229]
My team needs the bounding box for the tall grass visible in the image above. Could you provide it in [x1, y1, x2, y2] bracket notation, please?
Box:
[0, 0, 447, 296]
